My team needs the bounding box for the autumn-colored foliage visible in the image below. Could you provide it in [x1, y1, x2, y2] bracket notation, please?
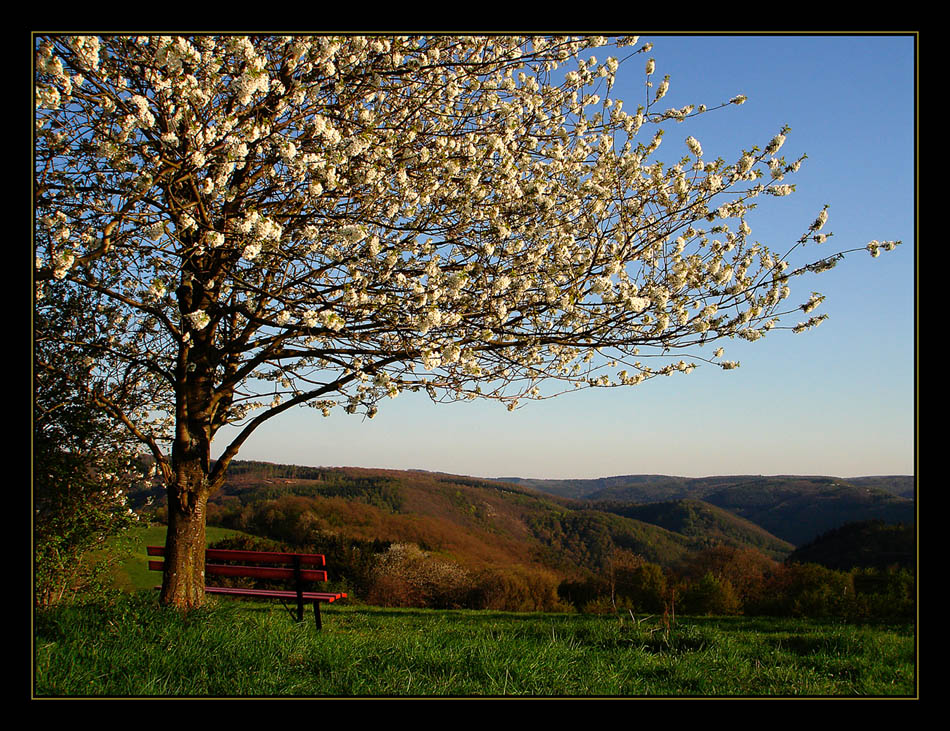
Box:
[468, 565, 569, 613]
[186, 462, 915, 619]
[365, 543, 472, 609]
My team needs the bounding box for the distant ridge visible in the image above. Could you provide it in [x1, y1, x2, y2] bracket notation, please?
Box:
[497, 474, 914, 545]
[498, 474, 914, 499]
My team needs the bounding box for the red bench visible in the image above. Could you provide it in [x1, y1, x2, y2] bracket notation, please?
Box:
[147, 546, 347, 628]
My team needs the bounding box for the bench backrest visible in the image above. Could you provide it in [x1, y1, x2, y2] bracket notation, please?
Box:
[146, 546, 329, 583]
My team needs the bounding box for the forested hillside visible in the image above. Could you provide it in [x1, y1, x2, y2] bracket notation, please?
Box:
[787, 520, 915, 571]
[134, 462, 914, 560]
[503, 474, 914, 546]
[132, 460, 915, 619]
[699, 478, 914, 546]
[593, 499, 794, 560]
[189, 463, 699, 574]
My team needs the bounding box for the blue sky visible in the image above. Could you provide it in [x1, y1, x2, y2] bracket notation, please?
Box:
[214, 34, 916, 480]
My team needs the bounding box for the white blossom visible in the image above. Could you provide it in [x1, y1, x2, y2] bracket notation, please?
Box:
[810, 208, 829, 232]
[184, 310, 210, 330]
[765, 133, 786, 155]
[242, 242, 262, 261]
[52, 250, 74, 279]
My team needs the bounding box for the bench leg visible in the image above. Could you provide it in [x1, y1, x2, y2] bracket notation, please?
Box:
[294, 556, 305, 623]
[313, 601, 322, 630]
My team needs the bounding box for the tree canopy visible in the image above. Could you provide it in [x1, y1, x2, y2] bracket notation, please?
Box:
[33, 34, 900, 607]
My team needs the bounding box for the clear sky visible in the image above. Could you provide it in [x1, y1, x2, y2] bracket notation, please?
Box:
[214, 33, 916, 481]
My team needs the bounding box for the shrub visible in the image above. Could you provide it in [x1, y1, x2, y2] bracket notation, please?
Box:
[208, 534, 289, 553]
[365, 543, 473, 609]
[558, 575, 610, 612]
[850, 565, 915, 620]
[34, 453, 141, 608]
[580, 594, 622, 615]
[616, 562, 668, 614]
[749, 562, 855, 618]
[675, 545, 777, 612]
[34, 275, 149, 608]
[680, 572, 742, 616]
[470, 565, 571, 613]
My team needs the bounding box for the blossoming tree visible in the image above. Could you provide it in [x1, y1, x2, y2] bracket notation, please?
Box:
[34, 34, 899, 609]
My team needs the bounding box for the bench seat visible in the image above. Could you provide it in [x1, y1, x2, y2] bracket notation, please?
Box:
[204, 585, 346, 602]
[147, 545, 346, 627]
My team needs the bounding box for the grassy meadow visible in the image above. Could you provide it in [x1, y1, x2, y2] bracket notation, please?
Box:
[34, 596, 915, 697]
[33, 525, 916, 698]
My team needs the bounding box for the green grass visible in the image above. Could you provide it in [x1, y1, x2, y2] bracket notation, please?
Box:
[34, 592, 915, 698]
[40, 524, 916, 698]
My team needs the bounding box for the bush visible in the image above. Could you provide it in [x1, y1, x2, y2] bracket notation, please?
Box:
[557, 556, 668, 615]
[680, 572, 742, 616]
[580, 594, 623, 615]
[616, 562, 668, 614]
[675, 545, 777, 613]
[558, 575, 610, 612]
[748, 563, 854, 618]
[469, 565, 571, 613]
[232, 495, 328, 546]
[850, 566, 915, 620]
[365, 543, 473, 609]
[34, 452, 141, 608]
[208, 534, 290, 553]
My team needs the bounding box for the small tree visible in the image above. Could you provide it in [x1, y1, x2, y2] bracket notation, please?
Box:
[33, 34, 900, 609]
[472, 565, 567, 612]
[605, 547, 643, 610]
[749, 562, 855, 618]
[623, 562, 668, 614]
[676, 545, 778, 610]
[34, 286, 146, 606]
[681, 572, 741, 616]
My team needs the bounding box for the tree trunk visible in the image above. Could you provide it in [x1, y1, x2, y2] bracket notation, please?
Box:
[161, 293, 217, 609]
[159, 455, 212, 609]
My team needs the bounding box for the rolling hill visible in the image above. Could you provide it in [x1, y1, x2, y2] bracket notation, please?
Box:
[500, 473, 914, 546]
[786, 520, 916, 570]
[199, 464, 699, 576]
[698, 477, 915, 546]
[132, 461, 914, 594]
[592, 498, 794, 560]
